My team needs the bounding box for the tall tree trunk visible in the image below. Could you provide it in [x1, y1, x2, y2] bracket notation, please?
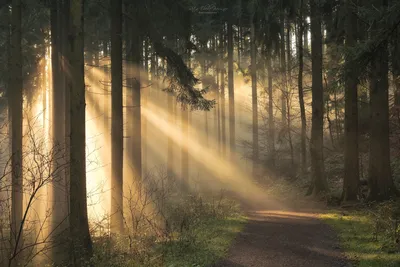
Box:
[110, 0, 124, 233]
[167, 93, 173, 176]
[298, 0, 307, 176]
[267, 50, 275, 166]
[127, 2, 142, 181]
[201, 44, 209, 147]
[227, 19, 235, 157]
[10, 0, 23, 265]
[63, 0, 70, 215]
[286, 22, 294, 167]
[304, 20, 309, 52]
[280, 13, 287, 126]
[342, 0, 359, 202]
[103, 40, 109, 133]
[368, 0, 398, 200]
[250, 12, 258, 175]
[181, 18, 191, 188]
[51, 0, 68, 262]
[220, 28, 227, 157]
[67, 0, 93, 264]
[308, 0, 328, 195]
[392, 29, 400, 114]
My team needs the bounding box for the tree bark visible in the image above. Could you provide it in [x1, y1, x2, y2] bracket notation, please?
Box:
[220, 28, 227, 157]
[127, 1, 142, 181]
[298, 0, 307, 176]
[280, 13, 287, 126]
[267, 51, 275, 166]
[227, 20, 235, 157]
[250, 12, 258, 175]
[10, 0, 23, 265]
[110, 0, 124, 234]
[67, 0, 93, 264]
[342, 0, 359, 202]
[308, 0, 328, 195]
[50, 0, 68, 262]
[368, 0, 398, 201]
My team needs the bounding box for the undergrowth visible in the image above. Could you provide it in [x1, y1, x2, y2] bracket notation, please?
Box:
[87, 171, 245, 267]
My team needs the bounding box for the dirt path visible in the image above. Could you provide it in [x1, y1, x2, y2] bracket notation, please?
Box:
[216, 196, 350, 267]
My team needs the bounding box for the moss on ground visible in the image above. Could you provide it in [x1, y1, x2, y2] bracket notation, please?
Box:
[159, 216, 246, 267]
[321, 211, 400, 267]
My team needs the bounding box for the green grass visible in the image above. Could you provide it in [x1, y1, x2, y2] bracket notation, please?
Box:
[159, 216, 246, 267]
[321, 211, 400, 267]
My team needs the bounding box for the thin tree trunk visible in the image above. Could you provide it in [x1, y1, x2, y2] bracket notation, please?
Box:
[127, 2, 142, 181]
[280, 13, 287, 126]
[227, 20, 235, 157]
[267, 51, 275, 166]
[298, 0, 307, 176]
[250, 12, 258, 175]
[220, 29, 227, 157]
[63, 0, 70, 216]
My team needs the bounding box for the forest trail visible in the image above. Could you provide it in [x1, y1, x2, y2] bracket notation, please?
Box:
[216, 196, 350, 267]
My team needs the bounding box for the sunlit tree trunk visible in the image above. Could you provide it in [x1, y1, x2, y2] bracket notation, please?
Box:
[392, 29, 400, 114]
[150, 45, 156, 81]
[280, 13, 287, 126]
[250, 11, 258, 175]
[126, 1, 142, 181]
[286, 21, 294, 168]
[110, 0, 124, 234]
[342, 0, 359, 202]
[63, 0, 71, 215]
[237, 25, 241, 67]
[227, 19, 235, 158]
[308, 0, 328, 195]
[201, 43, 209, 147]
[220, 29, 226, 157]
[368, 0, 398, 201]
[50, 0, 68, 262]
[182, 22, 191, 185]
[103, 39, 109, 133]
[304, 20, 309, 53]
[67, 0, 93, 264]
[144, 37, 149, 81]
[298, 0, 307, 176]
[9, 0, 23, 265]
[267, 50, 275, 166]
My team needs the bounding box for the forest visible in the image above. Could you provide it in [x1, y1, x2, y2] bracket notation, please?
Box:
[1, 0, 400, 266]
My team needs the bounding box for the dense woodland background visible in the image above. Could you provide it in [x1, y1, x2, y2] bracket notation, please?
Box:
[0, 0, 400, 266]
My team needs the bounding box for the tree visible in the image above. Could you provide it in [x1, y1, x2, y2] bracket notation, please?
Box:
[50, 0, 68, 262]
[298, 0, 307, 176]
[267, 50, 275, 166]
[110, 0, 124, 234]
[227, 14, 235, 157]
[67, 0, 93, 264]
[219, 28, 227, 156]
[126, 0, 142, 182]
[308, 0, 328, 195]
[342, 0, 359, 202]
[250, 7, 258, 175]
[10, 0, 23, 265]
[367, 0, 397, 201]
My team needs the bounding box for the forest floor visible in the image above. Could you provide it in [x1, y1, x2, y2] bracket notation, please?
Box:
[215, 193, 350, 267]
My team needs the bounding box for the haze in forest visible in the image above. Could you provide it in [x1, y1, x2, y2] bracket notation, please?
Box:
[1, 0, 400, 266]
